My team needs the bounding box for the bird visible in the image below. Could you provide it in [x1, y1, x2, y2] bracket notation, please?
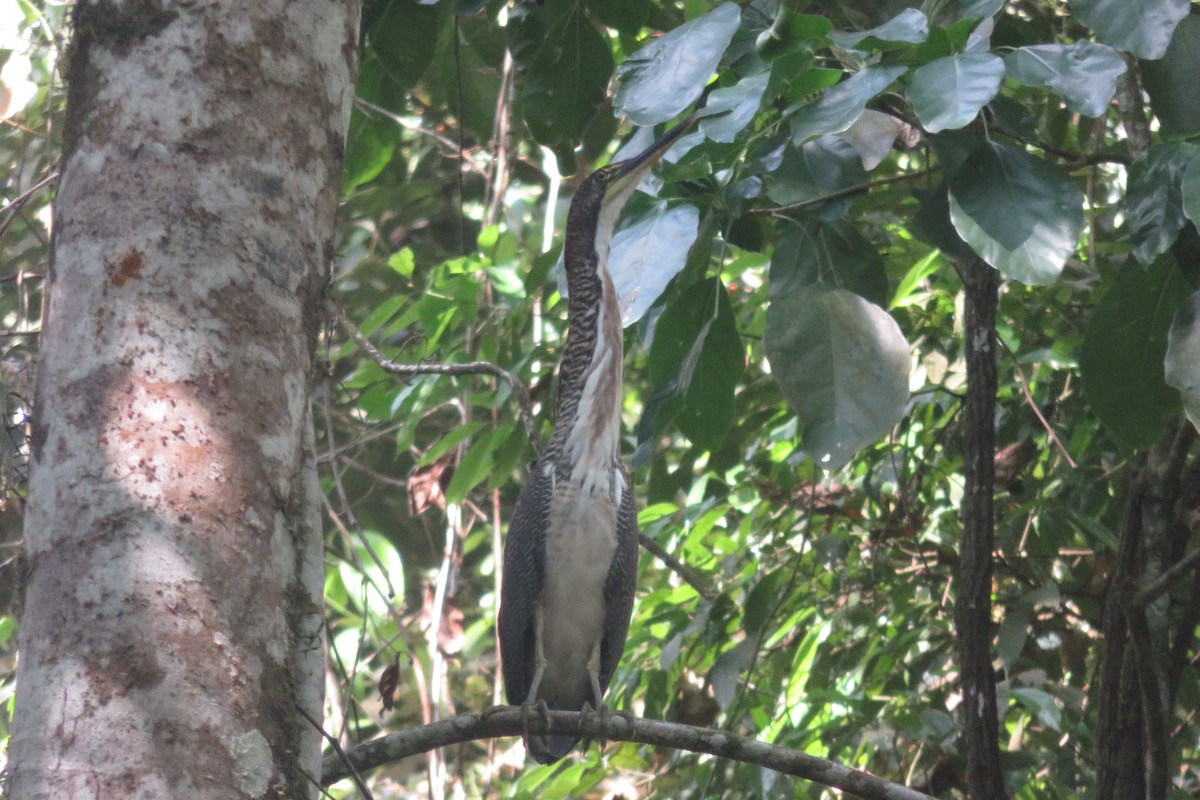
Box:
[498, 115, 695, 764]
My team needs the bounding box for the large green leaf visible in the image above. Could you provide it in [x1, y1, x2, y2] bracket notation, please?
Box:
[764, 287, 910, 470]
[954, 0, 1005, 20]
[948, 141, 1084, 285]
[1183, 153, 1200, 228]
[1126, 143, 1200, 265]
[907, 53, 1004, 133]
[609, 203, 701, 324]
[1165, 290, 1200, 433]
[519, 5, 613, 146]
[647, 278, 745, 450]
[1141, 15, 1200, 136]
[787, 65, 907, 144]
[615, 3, 741, 126]
[769, 221, 889, 307]
[1004, 43, 1126, 118]
[1081, 257, 1191, 448]
[362, 0, 448, 89]
[912, 185, 975, 262]
[766, 135, 868, 221]
[342, 108, 397, 193]
[830, 8, 928, 50]
[1069, 0, 1189, 59]
[699, 72, 769, 143]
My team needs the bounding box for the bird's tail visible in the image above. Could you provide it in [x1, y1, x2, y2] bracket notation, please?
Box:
[525, 732, 579, 765]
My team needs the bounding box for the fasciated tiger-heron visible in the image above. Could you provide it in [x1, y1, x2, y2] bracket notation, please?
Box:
[498, 116, 695, 764]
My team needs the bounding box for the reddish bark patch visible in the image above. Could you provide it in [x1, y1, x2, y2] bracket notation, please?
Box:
[107, 249, 144, 287]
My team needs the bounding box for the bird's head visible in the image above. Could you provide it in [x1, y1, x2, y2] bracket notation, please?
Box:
[565, 114, 697, 271]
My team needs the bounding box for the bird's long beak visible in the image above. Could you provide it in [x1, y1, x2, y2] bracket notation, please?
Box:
[612, 113, 698, 186]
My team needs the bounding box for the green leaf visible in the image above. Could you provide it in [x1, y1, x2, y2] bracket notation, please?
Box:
[445, 428, 501, 503]
[362, 0, 448, 89]
[755, 11, 833, 62]
[830, 8, 929, 50]
[787, 65, 907, 144]
[1141, 15, 1200, 136]
[699, 72, 769, 143]
[520, 5, 612, 146]
[996, 606, 1031, 668]
[1004, 43, 1126, 118]
[769, 220, 889, 307]
[1011, 687, 1062, 732]
[948, 141, 1084, 285]
[342, 108, 396, 192]
[387, 247, 415, 278]
[766, 135, 868, 221]
[417, 421, 487, 467]
[1081, 257, 1191, 448]
[891, 250, 944, 310]
[911, 185, 975, 262]
[615, 3, 741, 126]
[647, 278, 745, 450]
[610, 204, 701, 325]
[764, 287, 910, 470]
[954, 0, 1005, 20]
[358, 295, 408, 338]
[1184, 153, 1200, 228]
[1165, 290, 1200, 433]
[907, 53, 1004, 133]
[1126, 143, 1200, 265]
[1069, 0, 1189, 59]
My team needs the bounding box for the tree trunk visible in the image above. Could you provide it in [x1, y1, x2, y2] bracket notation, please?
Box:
[956, 258, 1008, 800]
[7, 3, 357, 798]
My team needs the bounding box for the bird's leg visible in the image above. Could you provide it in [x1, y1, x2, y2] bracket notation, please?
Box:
[519, 605, 551, 750]
[582, 638, 607, 752]
[525, 604, 547, 703]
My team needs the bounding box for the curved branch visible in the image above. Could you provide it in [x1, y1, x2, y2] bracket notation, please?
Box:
[332, 305, 542, 454]
[637, 532, 715, 600]
[319, 708, 934, 800]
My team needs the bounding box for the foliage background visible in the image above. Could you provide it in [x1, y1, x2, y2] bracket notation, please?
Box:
[4, 0, 1200, 798]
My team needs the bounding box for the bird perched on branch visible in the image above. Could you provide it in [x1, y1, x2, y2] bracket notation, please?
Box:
[498, 115, 695, 764]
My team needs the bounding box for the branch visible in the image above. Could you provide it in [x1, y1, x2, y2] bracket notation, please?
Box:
[297, 703, 375, 800]
[1133, 544, 1200, 609]
[748, 168, 936, 217]
[637, 532, 715, 600]
[332, 305, 541, 454]
[996, 336, 1076, 468]
[319, 708, 934, 800]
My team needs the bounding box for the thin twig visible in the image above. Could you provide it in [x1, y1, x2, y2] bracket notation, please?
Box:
[0, 171, 59, 242]
[1132, 545, 1200, 609]
[333, 305, 541, 454]
[637, 532, 715, 600]
[320, 708, 934, 800]
[996, 336, 1077, 468]
[750, 167, 936, 217]
[296, 703, 376, 800]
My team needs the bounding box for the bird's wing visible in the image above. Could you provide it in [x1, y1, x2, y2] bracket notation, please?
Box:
[498, 463, 551, 705]
[599, 464, 639, 694]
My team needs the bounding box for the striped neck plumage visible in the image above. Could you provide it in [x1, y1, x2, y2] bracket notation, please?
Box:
[547, 239, 624, 482]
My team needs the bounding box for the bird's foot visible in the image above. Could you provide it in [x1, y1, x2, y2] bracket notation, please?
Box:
[519, 698, 552, 742]
[580, 701, 611, 754]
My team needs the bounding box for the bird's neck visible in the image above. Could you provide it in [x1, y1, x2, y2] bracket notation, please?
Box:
[547, 250, 624, 482]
